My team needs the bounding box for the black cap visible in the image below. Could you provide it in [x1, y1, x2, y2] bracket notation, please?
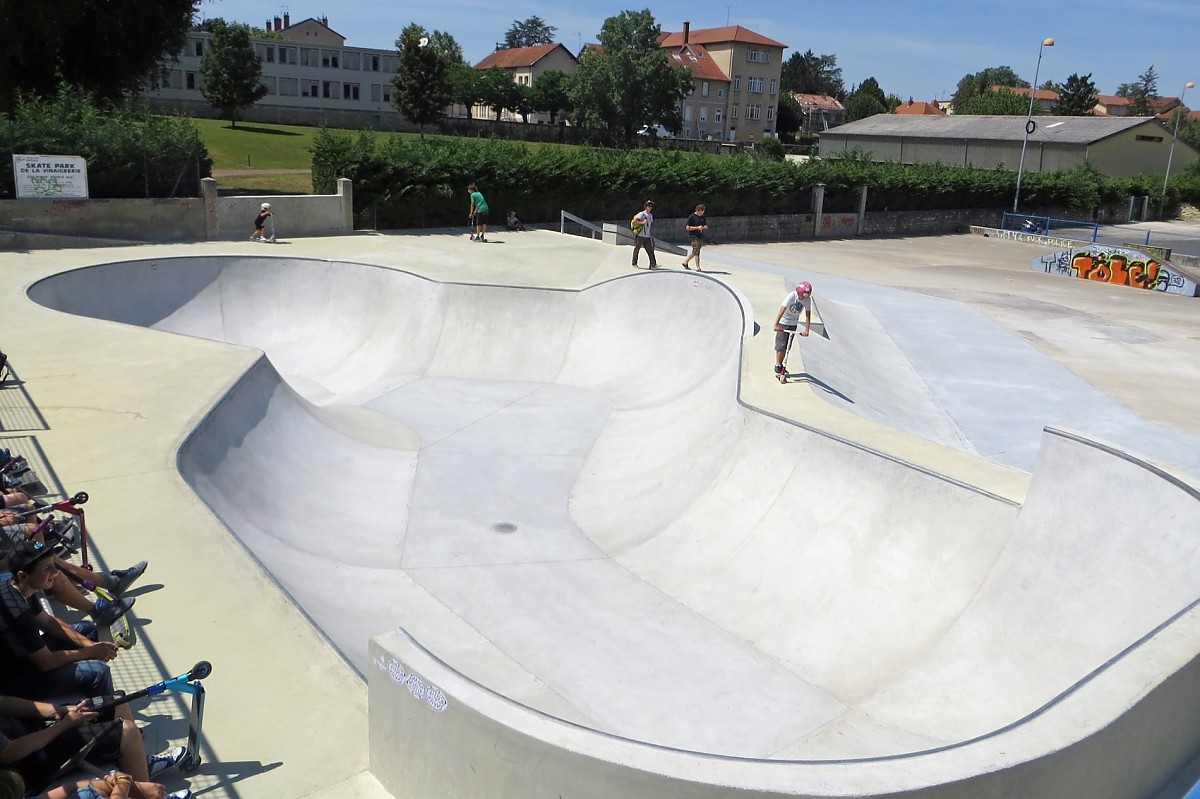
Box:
[8, 540, 53, 574]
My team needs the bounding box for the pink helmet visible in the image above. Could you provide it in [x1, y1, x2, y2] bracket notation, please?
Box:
[796, 281, 812, 296]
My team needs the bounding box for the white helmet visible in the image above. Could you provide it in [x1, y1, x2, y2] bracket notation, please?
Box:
[261, 202, 271, 210]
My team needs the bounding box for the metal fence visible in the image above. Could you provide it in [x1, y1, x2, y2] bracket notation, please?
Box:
[1000, 212, 1200, 259]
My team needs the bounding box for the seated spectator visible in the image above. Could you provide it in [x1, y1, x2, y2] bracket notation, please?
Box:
[0, 544, 186, 787]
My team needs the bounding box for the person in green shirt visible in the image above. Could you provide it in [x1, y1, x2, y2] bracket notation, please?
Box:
[467, 184, 489, 243]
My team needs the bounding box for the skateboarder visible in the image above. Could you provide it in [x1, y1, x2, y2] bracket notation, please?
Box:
[772, 281, 812, 379]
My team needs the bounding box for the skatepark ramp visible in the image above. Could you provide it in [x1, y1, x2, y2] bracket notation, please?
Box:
[27, 255, 1200, 799]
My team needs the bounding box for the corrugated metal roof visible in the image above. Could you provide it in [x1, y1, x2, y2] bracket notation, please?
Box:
[820, 114, 1163, 145]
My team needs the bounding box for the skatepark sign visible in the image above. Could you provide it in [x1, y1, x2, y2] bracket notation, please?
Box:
[12, 154, 89, 199]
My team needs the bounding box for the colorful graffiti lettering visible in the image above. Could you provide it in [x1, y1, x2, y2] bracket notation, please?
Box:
[1033, 246, 1197, 296]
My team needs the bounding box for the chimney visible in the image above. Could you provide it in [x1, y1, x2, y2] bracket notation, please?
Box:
[283, 12, 290, 28]
[683, 21, 690, 44]
[274, 16, 282, 31]
[321, 15, 328, 27]
[266, 18, 272, 31]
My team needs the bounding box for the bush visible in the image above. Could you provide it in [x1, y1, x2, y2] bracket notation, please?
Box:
[310, 129, 1182, 227]
[0, 87, 212, 199]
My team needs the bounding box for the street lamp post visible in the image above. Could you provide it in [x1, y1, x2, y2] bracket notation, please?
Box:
[1163, 81, 1195, 200]
[1012, 37, 1055, 214]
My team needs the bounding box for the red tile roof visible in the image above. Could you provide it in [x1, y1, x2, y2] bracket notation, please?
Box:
[995, 85, 1059, 101]
[1095, 94, 1131, 107]
[659, 25, 785, 48]
[664, 44, 729, 82]
[894, 100, 945, 115]
[792, 93, 844, 111]
[475, 43, 569, 70]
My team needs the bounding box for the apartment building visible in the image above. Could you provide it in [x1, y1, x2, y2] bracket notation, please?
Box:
[660, 24, 786, 142]
[146, 14, 404, 129]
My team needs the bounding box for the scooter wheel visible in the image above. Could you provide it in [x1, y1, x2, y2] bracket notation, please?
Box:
[181, 755, 202, 774]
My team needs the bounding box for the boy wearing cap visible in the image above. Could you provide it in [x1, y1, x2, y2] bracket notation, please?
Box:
[772, 281, 812, 377]
[250, 202, 273, 242]
[0, 541, 190, 784]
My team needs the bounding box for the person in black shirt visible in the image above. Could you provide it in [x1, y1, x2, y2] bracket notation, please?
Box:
[681, 204, 708, 272]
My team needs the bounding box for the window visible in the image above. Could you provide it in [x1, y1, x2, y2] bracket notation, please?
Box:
[167, 70, 183, 89]
[732, 75, 741, 92]
[185, 72, 196, 90]
[382, 85, 392, 103]
[684, 106, 693, 121]
[746, 104, 761, 120]
[371, 84, 381, 102]
[370, 55, 381, 71]
[698, 128, 706, 139]
[193, 39, 203, 57]
[278, 78, 299, 96]
[699, 107, 708, 122]
[744, 49, 770, 64]
[732, 104, 739, 119]
[747, 76, 763, 94]
[769, 78, 777, 96]
[767, 105, 774, 121]
[701, 81, 709, 97]
[301, 80, 319, 97]
[262, 78, 276, 96]
[718, 88, 724, 98]
[1135, 134, 1164, 142]
[715, 108, 723, 123]
[343, 52, 360, 70]
[343, 83, 360, 100]
[278, 47, 295, 65]
[322, 81, 334, 98]
[322, 51, 340, 68]
[265, 46, 275, 63]
[301, 48, 317, 67]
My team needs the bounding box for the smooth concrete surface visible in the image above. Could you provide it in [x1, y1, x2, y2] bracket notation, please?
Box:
[3, 225, 1200, 798]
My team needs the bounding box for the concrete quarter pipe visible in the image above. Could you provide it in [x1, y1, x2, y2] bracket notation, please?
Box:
[28, 255, 1200, 798]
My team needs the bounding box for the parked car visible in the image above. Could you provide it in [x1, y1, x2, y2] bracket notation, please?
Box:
[637, 124, 675, 139]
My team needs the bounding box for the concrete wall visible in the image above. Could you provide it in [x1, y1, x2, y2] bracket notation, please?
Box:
[0, 178, 352, 246]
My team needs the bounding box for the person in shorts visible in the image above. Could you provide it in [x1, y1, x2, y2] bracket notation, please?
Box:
[772, 281, 812, 377]
[681, 204, 707, 271]
[250, 203, 272, 242]
[467, 185, 489, 242]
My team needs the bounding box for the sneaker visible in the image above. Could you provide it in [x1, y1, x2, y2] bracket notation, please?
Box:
[166, 791, 193, 799]
[107, 561, 148, 597]
[92, 596, 134, 626]
[248, 235, 256, 241]
[148, 745, 188, 778]
[774, 364, 783, 375]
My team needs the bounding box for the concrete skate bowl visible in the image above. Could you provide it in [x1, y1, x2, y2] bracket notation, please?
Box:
[28, 255, 1200, 799]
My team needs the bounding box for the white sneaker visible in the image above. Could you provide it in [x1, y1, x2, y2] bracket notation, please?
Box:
[148, 744, 188, 777]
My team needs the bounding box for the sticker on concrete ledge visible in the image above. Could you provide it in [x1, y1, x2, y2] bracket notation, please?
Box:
[374, 654, 449, 713]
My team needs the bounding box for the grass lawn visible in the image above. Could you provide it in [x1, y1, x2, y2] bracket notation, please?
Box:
[192, 117, 576, 194]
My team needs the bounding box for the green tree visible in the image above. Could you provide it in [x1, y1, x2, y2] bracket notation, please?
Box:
[843, 93, 885, 122]
[852, 77, 887, 108]
[775, 92, 802, 140]
[392, 23, 454, 131]
[449, 63, 483, 119]
[1117, 65, 1159, 115]
[199, 19, 268, 127]
[569, 10, 692, 143]
[1055, 73, 1099, 116]
[478, 67, 518, 121]
[427, 31, 465, 65]
[957, 87, 1030, 115]
[781, 50, 843, 97]
[530, 69, 574, 123]
[504, 16, 558, 48]
[952, 66, 1027, 112]
[0, 0, 199, 112]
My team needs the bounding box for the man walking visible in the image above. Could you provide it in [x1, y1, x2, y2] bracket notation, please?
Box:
[631, 200, 658, 269]
[682, 203, 707, 271]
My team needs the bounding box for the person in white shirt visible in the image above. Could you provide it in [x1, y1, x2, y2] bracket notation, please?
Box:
[630, 200, 658, 269]
[772, 281, 812, 377]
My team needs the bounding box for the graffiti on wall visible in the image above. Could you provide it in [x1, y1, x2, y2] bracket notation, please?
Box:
[1032, 245, 1199, 296]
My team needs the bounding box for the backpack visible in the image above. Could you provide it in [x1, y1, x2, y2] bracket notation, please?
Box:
[631, 215, 644, 235]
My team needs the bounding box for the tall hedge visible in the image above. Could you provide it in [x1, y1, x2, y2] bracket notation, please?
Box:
[311, 128, 1182, 229]
[0, 87, 212, 199]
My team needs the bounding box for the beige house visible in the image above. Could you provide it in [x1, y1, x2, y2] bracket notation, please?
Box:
[656, 23, 732, 141]
[659, 24, 786, 142]
[818, 114, 1200, 178]
[472, 44, 578, 123]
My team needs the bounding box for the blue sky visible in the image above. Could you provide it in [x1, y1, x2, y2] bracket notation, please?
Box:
[202, 0, 1199, 103]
